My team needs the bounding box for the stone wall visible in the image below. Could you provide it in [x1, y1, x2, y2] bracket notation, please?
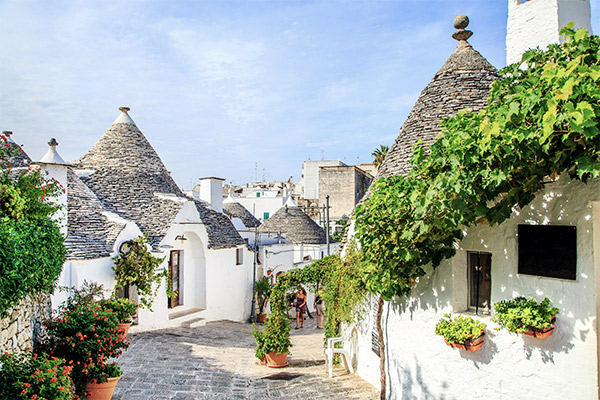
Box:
[0, 294, 52, 353]
[319, 166, 373, 219]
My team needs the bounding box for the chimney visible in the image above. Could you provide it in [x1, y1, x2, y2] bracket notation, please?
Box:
[199, 177, 225, 212]
[35, 138, 68, 237]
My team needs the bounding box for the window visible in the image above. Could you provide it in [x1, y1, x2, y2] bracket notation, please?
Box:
[236, 248, 243, 265]
[517, 224, 576, 280]
[263, 212, 269, 220]
[467, 251, 492, 314]
[256, 192, 260, 197]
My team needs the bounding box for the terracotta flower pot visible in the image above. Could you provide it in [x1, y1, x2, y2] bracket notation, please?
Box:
[266, 351, 288, 368]
[85, 376, 120, 400]
[116, 322, 132, 341]
[523, 324, 554, 338]
[260, 357, 267, 366]
[256, 313, 267, 323]
[444, 331, 485, 352]
[522, 315, 556, 338]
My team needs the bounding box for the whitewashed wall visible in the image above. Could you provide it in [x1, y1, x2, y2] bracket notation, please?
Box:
[52, 222, 142, 310]
[351, 176, 599, 399]
[237, 196, 285, 222]
[56, 198, 254, 332]
[507, 0, 592, 65]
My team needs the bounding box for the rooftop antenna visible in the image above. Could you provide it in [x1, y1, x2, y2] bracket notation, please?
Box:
[321, 150, 324, 161]
[255, 163, 258, 182]
[262, 168, 265, 182]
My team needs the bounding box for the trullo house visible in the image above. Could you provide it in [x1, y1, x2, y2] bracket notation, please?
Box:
[345, 4, 600, 399]
[50, 107, 253, 332]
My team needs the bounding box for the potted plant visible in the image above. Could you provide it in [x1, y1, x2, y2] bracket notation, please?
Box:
[100, 297, 138, 341]
[0, 350, 74, 399]
[492, 296, 558, 338]
[262, 316, 292, 367]
[255, 276, 271, 323]
[38, 302, 128, 398]
[84, 362, 122, 400]
[250, 325, 268, 365]
[435, 314, 487, 351]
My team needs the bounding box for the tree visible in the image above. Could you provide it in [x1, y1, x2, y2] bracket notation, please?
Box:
[0, 134, 66, 316]
[371, 145, 389, 167]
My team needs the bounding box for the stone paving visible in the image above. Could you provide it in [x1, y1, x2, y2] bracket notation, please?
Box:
[113, 316, 378, 399]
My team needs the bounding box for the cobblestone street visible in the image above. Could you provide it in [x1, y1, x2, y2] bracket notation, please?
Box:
[113, 317, 378, 399]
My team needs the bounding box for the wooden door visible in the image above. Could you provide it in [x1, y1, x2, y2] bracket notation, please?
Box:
[169, 250, 181, 308]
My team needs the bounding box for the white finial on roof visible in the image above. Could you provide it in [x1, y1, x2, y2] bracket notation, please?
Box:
[112, 106, 136, 125]
[39, 138, 67, 165]
[285, 196, 297, 207]
[2, 131, 15, 144]
[223, 194, 237, 204]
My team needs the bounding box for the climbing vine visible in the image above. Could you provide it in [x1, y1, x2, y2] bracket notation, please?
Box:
[112, 235, 169, 309]
[253, 252, 366, 357]
[355, 24, 600, 300]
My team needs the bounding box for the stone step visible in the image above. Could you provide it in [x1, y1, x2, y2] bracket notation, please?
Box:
[181, 317, 207, 328]
[168, 307, 204, 321]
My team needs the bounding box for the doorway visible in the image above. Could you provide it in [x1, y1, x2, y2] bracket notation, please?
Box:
[169, 250, 182, 309]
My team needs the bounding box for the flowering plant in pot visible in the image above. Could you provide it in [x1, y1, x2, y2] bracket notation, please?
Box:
[0, 350, 74, 400]
[492, 296, 558, 338]
[99, 297, 138, 340]
[435, 314, 487, 351]
[38, 302, 128, 397]
[255, 276, 271, 323]
[84, 362, 122, 399]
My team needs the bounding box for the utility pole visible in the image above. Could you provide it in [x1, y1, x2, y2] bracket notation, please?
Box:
[326, 195, 330, 256]
[249, 228, 258, 323]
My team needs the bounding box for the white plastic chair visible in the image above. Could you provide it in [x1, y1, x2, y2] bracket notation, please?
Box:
[324, 332, 355, 378]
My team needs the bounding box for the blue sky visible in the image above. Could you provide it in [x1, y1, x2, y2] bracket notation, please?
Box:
[2, 0, 600, 189]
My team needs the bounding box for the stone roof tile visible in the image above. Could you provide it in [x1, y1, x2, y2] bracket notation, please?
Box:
[258, 205, 329, 244]
[376, 40, 498, 179]
[65, 169, 127, 260]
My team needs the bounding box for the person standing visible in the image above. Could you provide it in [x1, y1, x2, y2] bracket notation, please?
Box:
[314, 290, 324, 329]
[295, 289, 306, 329]
[300, 287, 314, 319]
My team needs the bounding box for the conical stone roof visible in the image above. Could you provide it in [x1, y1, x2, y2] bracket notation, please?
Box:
[258, 199, 328, 244]
[65, 168, 128, 260]
[223, 196, 261, 228]
[376, 28, 498, 179]
[1, 131, 31, 168]
[75, 107, 244, 249]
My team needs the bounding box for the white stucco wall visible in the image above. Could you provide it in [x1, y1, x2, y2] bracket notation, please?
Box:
[57, 198, 253, 332]
[52, 221, 143, 310]
[37, 163, 68, 236]
[201, 245, 253, 322]
[352, 176, 599, 399]
[237, 197, 285, 222]
[507, 0, 592, 65]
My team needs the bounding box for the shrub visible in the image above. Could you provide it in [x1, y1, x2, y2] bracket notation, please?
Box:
[435, 314, 487, 344]
[492, 297, 558, 333]
[99, 298, 138, 324]
[38, 303, 127, 397]
[0, 350, 74, 400]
